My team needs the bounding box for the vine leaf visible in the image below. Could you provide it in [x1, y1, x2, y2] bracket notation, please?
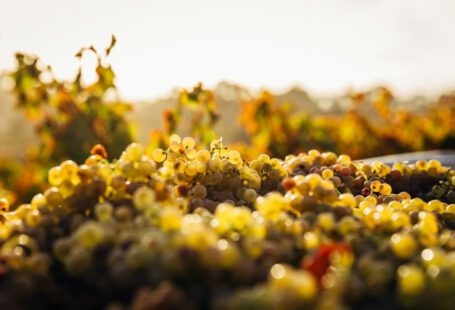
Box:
[106, 34, 117, 56]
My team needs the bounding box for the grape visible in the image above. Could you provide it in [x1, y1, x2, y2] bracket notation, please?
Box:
[390, 232, 417, 259]
[160, 206, 182, 231]
[90, 144, 108, 159]
[65, 246, 91, 274]
[44, 187, 63, 207]
[447, 190, 455, 203]
[137, 159, 156, 176]
[185, 148, 197, 160]
[169, 134, 182, 145]
[208, 158, 222, 171]
[48, 166, 63, 186]
[0, 136, 454, 309]
[74, 221, 105, 249]
[53, 238, 73, 261]
[338, 193, 356, 209]
[269, 264, 317, 300]
[182, 136, 195, 149]
[243, 188, 258, 203]
[60, 160, 78, 179]
[125, 143, 144, 162]
[29, 197, 46, 215]
[25, 210, 42, 227]
[370, 180, 381, 193]
[322, 168, 334, 179]
[0, 198, 10, 212]
[95, 202, 113, 222]
[317, 212, 335, 232]
[431, 185, 446, 198]
[335, 154, 350, 165]
[416, 160, 428, 171]
[27, 253, 51, 275]
[151, 148, 167, 162]
[197, 150, 212, 162]
[397, 264, 425, 295]
[133, 186, 156, 211]
[1, 234, 39, 257]
[379, 183, 392, 195]
[184, 162, 198, 176]
[281, 177, 296, 191]
[426, 200, 444, 212]
[192, 184, 207, 199]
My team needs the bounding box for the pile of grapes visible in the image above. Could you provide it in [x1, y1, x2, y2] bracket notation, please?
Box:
[0, 135, 455, 309]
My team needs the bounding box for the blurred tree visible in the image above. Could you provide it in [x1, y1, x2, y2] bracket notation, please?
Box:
[0, 36, 134, 206]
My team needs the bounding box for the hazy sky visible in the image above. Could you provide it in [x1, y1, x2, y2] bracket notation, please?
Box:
[1, 0, 455, 100]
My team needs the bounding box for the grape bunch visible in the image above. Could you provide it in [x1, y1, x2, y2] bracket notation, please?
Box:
[0, 136, 454, 310]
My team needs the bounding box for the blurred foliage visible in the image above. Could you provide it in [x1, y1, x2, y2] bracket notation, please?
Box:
[150, 85, 455, 160]
[318, 88, 455, 159]
[147, 83, 219, 152]
[0, 36, 134, 206]
[0, 39, 454, 206]
[236, 91, 334, 158]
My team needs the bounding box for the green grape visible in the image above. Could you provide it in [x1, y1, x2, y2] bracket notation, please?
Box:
[197, 150, 212, 162]
[337, 154, 351, 164]
[1, 135, 454, 309]
[44, 187, 63, 207]
[1, 234, 39, 257]
[243, 188, 258, 203]
[133, 186, 156, 211]
[308, 149, 320, 158]
[431, 185, 445, 198]
[65, 246, 91, 274]
[170, 134, 182, 145]
[0, 198, 10, 212]
[25, 209, 42, 227]
[60, 160, 78, 179]
[27, 253, 51, 275]
[48, 166, 63, 186]
[73, 221, 105, 249]
[208, 158, 222, 171]
[182, 136, 195, 149]
[184, 162, 198, 176]
[151, 148, 167, 163]
[370, 180, 381, 192]
[120, 162, 136, 178]
[397, 264, 425, 295]
[269, 264, 317, 300]
[379, 183, 392, 195]
[53, 238, 73, 261]
[192, 184, 207, 199]
[137, 159, 156, 176]
[447, 190, 455, 203]
[338, 193, 356, 209]
[322, 168, 334, 179]
[169, 141, 180, 153]
[159, 206, 182, 231]
[30, 194, 46, 210]
[95, 202, 113, 222]
[186, 148, 197, 160]
[216, 239, 239, 268]
[390, 232, 417, 259]
[125, 143, 144, 162]
[317, 212, 335, 232]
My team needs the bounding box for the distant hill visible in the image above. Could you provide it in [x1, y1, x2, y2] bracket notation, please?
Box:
[0, 90, 34, 158]
[133, 81, 325, 143]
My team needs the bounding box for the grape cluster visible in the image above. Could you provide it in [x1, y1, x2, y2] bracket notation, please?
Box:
[0, 137, 454, 309]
